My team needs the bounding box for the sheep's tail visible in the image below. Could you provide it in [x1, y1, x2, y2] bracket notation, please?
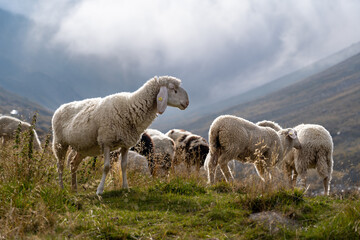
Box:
[208, 124, 221, 167]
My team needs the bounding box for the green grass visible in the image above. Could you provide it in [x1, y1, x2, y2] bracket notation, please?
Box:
[1, 122, 360, 239]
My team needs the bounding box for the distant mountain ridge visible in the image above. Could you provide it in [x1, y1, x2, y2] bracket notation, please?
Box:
[152, 41, 360, 131]
[217, 41, 360, 111]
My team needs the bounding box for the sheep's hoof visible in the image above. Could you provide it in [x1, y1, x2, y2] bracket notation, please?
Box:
[96, 189, 104, 195]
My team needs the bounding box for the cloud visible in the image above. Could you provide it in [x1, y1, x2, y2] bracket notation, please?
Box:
[1, 0, 360, 105]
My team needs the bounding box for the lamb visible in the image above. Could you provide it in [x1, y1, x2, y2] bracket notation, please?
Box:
[145, 129, 175, 176]
[0, 115, 42, 150]
[206, 115, 301, 184]
[257, 121, 333, 195]
[166, 129, 209, 171]
[52, 76, 189, 194]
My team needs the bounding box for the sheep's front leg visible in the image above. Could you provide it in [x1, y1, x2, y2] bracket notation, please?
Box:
[284, 163, 296, 188]
[97, 145, 111, 195]
[120, 148, 129, 189]
[323, 177, 330, 196]
[298, 171, 307, 191]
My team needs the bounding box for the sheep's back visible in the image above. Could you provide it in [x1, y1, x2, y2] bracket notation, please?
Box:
[212, 115, 257, 151]
[295, 124, 333, 150]
[0, 116, 31, 136]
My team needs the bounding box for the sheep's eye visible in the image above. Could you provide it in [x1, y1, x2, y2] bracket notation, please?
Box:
[174, 89, 178, 94]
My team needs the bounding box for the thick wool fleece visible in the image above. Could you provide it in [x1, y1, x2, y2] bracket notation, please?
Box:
[207, 115, 300, 183]
[285, 124, 333, 194]
[52, 76, 181, 156]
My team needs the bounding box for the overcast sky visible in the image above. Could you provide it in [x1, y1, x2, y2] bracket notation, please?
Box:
[1, 0, 360, 107]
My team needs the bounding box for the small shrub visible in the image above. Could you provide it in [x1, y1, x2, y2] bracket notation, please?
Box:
[240, 188, 305, 213]
[210, 181, 233, 193]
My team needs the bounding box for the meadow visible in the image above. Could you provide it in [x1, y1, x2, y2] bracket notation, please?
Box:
[1, 121, 360, 239]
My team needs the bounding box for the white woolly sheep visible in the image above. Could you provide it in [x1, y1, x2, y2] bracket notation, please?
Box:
[166, 129, 209, 171]
[0, 115, 42, 150]
[52, 76, 189, 194]
[145, 128, 175, 176]
[206, 115, 301, 184]
[110, 150, 151, 176]
[257, 121, 334, 195]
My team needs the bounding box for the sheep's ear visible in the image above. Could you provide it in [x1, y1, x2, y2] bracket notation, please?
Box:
[288, 129, 297, 139]
[157, 86, 168, 114]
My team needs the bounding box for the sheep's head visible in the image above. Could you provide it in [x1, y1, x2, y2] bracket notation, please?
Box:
[279, 128, 301, 150]
[156, 76, 189, 114]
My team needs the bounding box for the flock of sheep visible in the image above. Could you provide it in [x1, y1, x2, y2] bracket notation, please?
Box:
[0, 76, 334, 195]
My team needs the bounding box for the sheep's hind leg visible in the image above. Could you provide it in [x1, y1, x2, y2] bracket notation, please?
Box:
[70, 152, 84, 192]
[316, 155, 331, 195]
[97, 145, 111, 195]
[206, 153, 218, 184]
[219, 160, 233, 182]
[53, 141, 68, 189]
[322, 177, 330, 196]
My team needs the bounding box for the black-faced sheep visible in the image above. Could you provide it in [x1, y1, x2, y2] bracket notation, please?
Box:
[130, 132, 155, 175]
[52, 76, 189, 194]
[0, 115, 42, 150]
[166, 129, 209, 172]
[145, 129, 175, 176]
[206, 115, 301, 184]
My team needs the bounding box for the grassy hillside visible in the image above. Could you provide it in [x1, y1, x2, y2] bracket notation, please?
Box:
[0, 136, 360, 239]
[180, 53, 360, 185]
[0, 86, 52, 137]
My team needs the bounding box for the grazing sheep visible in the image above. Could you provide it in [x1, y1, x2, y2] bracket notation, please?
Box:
[166, 129, 209, 171]
[111, 150, 151, 176]
[130, 132, 155, 175]
[52, 76, 189, 194]
[256, 121, 334, 195]
[145, 129, 175, 176]
[0, 115, 42, 150]
[166, 129, 192, 141]
[206, 115, 301, 184]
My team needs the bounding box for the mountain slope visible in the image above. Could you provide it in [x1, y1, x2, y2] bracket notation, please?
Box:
[0, 86, 52, 136]
[152, 42, 360, 131]
[0, 53, 81, 110]
[181, 53, 360, 183]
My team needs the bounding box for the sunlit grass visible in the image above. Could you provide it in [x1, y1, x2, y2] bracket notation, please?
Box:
[0, 117, 360, 239]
